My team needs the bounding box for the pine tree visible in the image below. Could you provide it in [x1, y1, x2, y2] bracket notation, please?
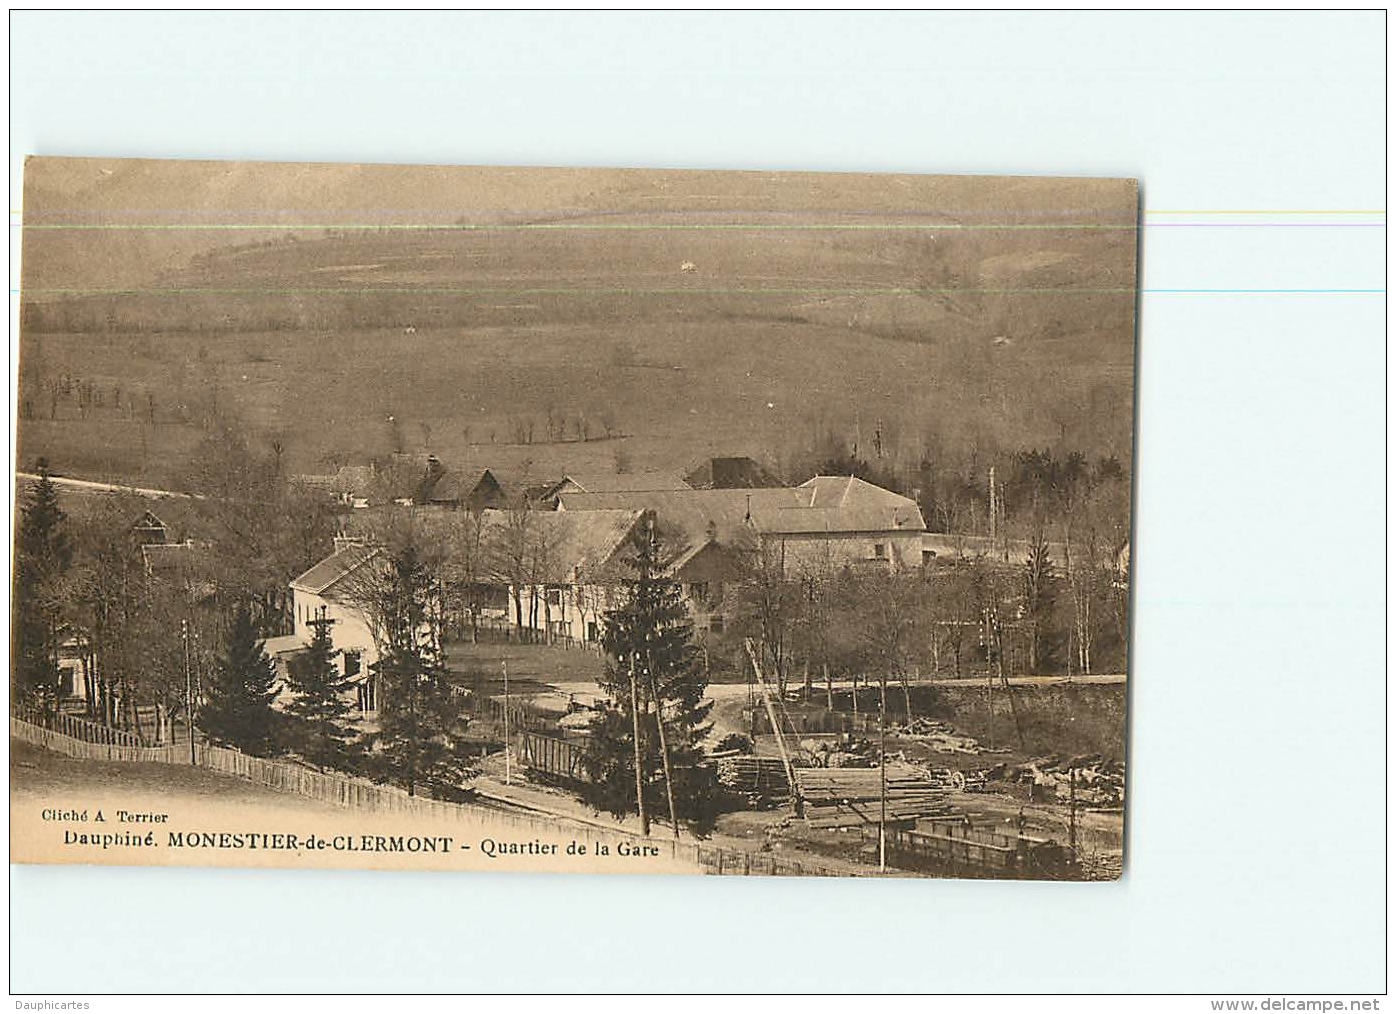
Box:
[282, 608, 362, 771]
[1023, 534, 1062, 674]
[581, 523, 717, 830]
[362, 538, 475, 797]
[14, 459, 73, 708]
[200, 605, 281, 756]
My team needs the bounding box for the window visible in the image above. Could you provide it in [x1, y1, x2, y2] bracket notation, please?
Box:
[586, 621, 599, 643]
[709, 615, 725, 634]
[343, 650, 362, 678]
[687, 581, 711, 606]
[546, 587, 563, 607]
[873, 543, 887, 558]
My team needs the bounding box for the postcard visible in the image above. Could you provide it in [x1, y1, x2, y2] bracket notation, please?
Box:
[12, 157, 1135, 879]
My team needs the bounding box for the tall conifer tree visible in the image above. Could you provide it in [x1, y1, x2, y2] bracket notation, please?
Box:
[13, 459, 72, 708]
[283, 608, 363, 771]
[582, 523, 717, 829]
[364, 538, 475, 796]
[200, 604, 281, 756]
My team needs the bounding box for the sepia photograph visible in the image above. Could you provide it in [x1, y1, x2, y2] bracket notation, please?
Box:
[11, 156, 1137, 881]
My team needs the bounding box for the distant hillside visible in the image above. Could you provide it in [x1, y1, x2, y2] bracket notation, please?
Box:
[18, 158, 1138, 488]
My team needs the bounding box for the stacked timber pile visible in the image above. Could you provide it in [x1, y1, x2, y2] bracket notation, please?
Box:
[919, 766, 990, 793]
[795, 766, 956, 829]
[896, 717, 1010, 755]
[715, 755, 790, 807]
[1011, 754, 1124, 809]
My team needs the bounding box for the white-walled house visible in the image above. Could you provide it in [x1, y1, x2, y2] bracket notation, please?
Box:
[284, 544, 384, 714]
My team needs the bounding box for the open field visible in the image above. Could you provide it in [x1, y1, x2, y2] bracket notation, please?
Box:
[19, 163, 1136, 488]
[18, 316, 1133, 490]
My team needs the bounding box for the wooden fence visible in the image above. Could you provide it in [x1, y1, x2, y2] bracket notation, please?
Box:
[11, 717, 180, 764]
[691, 844, 850, 877]
[516, 731, 588, 784]
[11, 715, 859, 878]
[466, 693, 554, 735]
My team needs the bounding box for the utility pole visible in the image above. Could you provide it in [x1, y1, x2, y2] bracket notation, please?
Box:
[988, 465, 997, 540]
[647, 649, 680, 841]
[879, 671, 888, 874]
[984, 608, 994, 751]
[642, 516, 678, 840]
[627, 652, 649, 835]
[1068, 765, 1078, 859]
[181, 619, 195, 765]
[501, 659, 511, 785]
[745, 638, 802, 818]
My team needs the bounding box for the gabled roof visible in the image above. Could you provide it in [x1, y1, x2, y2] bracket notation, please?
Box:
[290, 544, 382, 594]
[438, 508, 644, 585]
[431, 467, 508, 505]
[795, 476, 926, 531]
[553, 471, 692, 495]
[260, 634, 308, 657]
[684, 456, 781, 489]
[558, 476, 925, 545]
[131, 510, 170, 545]
[329, 507, 645, 589]
[482, 508, 644, 584]
[132, 509, 168, 531]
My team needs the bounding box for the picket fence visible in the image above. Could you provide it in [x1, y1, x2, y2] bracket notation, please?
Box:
[11, 716, 858, 878]
[11, 716, 180, 764]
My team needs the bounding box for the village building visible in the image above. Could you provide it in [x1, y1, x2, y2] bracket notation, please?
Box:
[557, 475, 928, 631]
[560, 475, 926, 570]
[130, 509, 171, 546]
[380, 506, 648, 644]
[683, 456, 781, 490]
[284, 506, 646, 713]
[530, 470, 691, 509]
[285, 544, 384, 713]
[476, 507, 646, 644]
[290, 463, 377, 507]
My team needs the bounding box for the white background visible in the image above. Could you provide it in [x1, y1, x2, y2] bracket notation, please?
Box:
[7, 11, 1387, 995]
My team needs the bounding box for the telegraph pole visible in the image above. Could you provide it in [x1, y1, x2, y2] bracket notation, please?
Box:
[181, 619, 195, 765]
[642, 517, 680, 840]
[628, 652, 649, 835]
[984, 608, 994, 750]
[501, 659, 511, 785]
[879, 671, 888, 873]
[1068, 765, 1078, 858]
[647, 649, 680, 841]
